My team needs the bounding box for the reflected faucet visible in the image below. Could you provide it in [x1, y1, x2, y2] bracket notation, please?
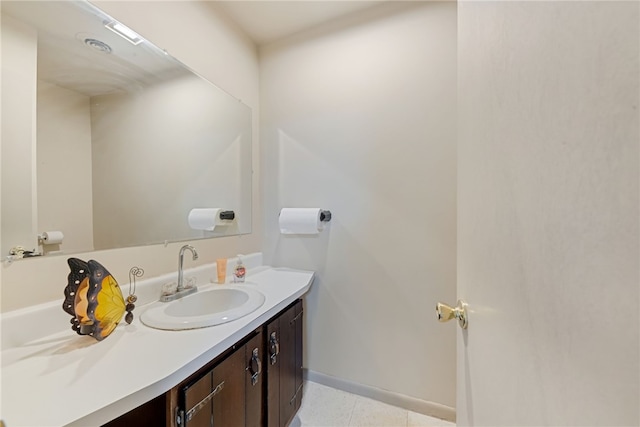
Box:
[177, 244, 198, 293]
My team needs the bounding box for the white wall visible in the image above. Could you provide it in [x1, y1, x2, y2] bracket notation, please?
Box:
[457, 1, 639, 425]
[261, 1, 457, 412]
[37, 81, 94, 254]
[1, 1, 261, 312]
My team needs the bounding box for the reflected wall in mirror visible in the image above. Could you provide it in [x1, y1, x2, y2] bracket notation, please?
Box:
[1, 0, 252, 259]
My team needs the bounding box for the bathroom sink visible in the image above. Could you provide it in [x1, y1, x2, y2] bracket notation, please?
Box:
[141, 286, 265, 330]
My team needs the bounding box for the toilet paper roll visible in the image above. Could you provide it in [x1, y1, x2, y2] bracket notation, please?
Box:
[188, 208, 222, 231]
[41, 231, 64, 245]
[279, 208, 324, 235]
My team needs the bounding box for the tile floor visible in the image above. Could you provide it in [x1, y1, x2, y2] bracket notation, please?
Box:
[291, 381, 455, 427]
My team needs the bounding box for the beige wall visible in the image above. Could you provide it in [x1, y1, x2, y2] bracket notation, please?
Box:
[1, 1, 261, 312]
[37, 81, 94, 254]
[260, 2, 457, 409]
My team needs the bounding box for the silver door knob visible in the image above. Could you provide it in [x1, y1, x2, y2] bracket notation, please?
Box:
[436, 300, 468, 329]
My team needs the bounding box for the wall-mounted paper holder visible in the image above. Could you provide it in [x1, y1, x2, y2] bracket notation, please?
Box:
[320, 210, 332, 222]
[278, 208, 331, 235]
[188, 209, 235, 231]
[219, 210, 235, 220]
[38, 231, 64, 245]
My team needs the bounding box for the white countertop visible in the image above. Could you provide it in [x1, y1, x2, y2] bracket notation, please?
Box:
[0, 264, 314, 427]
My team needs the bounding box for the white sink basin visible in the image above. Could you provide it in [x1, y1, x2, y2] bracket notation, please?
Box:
[141, 286, 265, 330]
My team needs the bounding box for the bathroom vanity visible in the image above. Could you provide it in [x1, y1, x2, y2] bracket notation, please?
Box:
[0, 263, 313, 426]
[105, 299, 304, 427]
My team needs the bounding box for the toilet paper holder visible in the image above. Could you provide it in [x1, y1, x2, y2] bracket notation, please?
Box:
[38, 231, 64, 245]
[219, 210, 235, 220]
[278, 208, 332, 235]
[320, 210, 332, 222]
[277, 209, 331, 222]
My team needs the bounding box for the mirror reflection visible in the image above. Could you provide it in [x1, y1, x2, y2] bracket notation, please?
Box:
[1, 1, 252, 259]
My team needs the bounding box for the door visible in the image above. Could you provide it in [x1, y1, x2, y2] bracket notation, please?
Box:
[456, 1, 638, 426]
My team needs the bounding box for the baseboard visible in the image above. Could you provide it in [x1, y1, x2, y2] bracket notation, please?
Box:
[303, 369, 456, 423]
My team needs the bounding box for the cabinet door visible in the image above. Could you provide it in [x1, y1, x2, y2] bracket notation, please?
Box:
[293, 301, 303, 414]
[245, 330, 264, 427]
[266, 316, 281, 427]
[184, 372, 214, 427]
[212, 347, 245, 426]
[180, 330, 265, 427]
[280, 300, 303, 427]
[267, 300, 304, 427]
[181, 348, 244, 427]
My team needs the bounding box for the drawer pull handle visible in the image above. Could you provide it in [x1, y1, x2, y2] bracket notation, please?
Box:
[186, 381, 225, 421]
[289, 383, 304, 405]
[269, 332, 280, 365]
[247, 348, 262, 386]
[289, 312, 303, 325]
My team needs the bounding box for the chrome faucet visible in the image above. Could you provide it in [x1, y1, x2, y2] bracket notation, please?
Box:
[161, 244, 199, 302]
[178, 244, 198, 292]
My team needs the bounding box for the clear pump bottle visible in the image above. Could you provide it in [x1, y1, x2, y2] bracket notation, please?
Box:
[233, 256, 246, 283]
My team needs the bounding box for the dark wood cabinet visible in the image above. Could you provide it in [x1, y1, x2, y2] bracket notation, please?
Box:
[180, 328, 263, 427]
[102, 299, 303, 427]
[266, 300, 303, 427]
[102, 394, 167, 427]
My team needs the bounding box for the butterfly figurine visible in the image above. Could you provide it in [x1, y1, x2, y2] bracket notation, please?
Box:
[63, 258, 129, 341]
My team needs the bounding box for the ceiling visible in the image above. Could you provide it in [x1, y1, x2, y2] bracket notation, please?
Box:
[211, 1, 386, 46]
[1, 0, 387, 96]
[2, 1, 190, 96]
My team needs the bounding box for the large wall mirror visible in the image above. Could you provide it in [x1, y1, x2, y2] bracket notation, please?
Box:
[1, 0, 252, 259]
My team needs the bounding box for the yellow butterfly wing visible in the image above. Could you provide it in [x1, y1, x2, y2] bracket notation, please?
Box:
[93, 274, 126, 339]
[86, 260, 125, 341]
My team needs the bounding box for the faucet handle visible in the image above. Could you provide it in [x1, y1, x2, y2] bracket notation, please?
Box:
[161, 282, 178, 297]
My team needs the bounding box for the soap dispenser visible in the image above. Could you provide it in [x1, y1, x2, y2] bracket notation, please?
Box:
[233, 256, 246, 283]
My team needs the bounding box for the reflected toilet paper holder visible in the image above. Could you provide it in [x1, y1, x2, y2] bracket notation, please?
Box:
[38, 231, 64, 245]
[219, 210, 235, 220]
[188, 208, 235, 231]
